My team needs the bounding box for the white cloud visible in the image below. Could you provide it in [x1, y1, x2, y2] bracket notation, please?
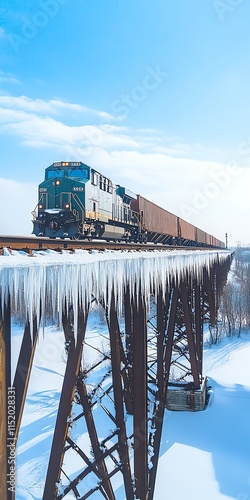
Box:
[0, 71, 20, 84]
[0, 27, 6, 38]
[0, 97, 195, 158]
[0, 178, 37, 236]
[0, 94, 223, 161]
[0, 95, 120, 120]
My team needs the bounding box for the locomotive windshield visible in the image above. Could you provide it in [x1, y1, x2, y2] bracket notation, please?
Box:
[46, 169, 64, 179]
[68, 168, 89, 180]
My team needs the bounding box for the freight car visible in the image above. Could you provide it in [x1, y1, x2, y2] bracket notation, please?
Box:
[32, 161, 225, 248]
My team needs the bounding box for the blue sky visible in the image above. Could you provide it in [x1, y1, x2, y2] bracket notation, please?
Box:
[0, 0, 250, 245]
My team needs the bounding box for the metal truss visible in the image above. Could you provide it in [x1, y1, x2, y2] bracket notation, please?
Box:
[0, 256, 232, 500]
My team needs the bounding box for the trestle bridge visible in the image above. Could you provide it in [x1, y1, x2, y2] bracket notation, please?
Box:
[0, 237, 232, 500]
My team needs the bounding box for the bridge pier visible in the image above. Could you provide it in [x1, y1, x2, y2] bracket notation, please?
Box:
[0, 298, 10, 500]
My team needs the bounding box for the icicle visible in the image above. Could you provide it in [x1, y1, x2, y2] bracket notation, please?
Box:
[0, 249, 231, 335]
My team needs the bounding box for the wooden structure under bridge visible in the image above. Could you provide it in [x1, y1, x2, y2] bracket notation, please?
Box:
[0, 248, 232, 500]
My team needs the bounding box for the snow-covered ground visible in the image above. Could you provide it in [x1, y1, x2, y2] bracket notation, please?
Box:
[155, 332, 250, 500]
[13, 316, 250, 500]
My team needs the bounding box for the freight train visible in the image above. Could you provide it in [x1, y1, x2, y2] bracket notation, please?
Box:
[32, 161, 225, 248]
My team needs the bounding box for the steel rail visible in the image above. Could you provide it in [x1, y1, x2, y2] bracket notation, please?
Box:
[0, 235, 222, 253]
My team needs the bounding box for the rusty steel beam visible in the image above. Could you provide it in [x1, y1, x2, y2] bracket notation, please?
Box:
[0, 296, 15, 500]
[109, 297, 134, 416]
[119, 335, 134, 415]
[107, 294, 134, 499]
[147, 285, 179, 499]
[148, 395, 166, 500]
[76, 377, 116, 500]
[0, 296, 10, 500]
[58, 437, 120, 499]
[13, 318, 39, 440]
[194, 281, 203, 375]
[163, 285, 179, 384]
[124, 286, 134, 411]
[133, 289, 148, 500]
[156, 287, 164, 400]
[203, 268, 216, 325]
[43, 310, 87, 500]
[148, 286, 167, 500]
[180, 281, 200, 389]
[100, 297, 134, 414]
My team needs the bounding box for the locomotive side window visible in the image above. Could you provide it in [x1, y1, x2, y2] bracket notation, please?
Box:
[91, 171, 99, 186]
[99, 175, 104, 190]
[107, 180, 112, 194]
[99, 175, 111, 192]
[68, 168, 89, 179]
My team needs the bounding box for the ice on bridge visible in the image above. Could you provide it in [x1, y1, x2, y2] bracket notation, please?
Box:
[0, 248, 231, 333]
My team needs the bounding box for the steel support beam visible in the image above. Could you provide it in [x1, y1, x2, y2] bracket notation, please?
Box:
[133, 289, 148, 500]
[180, 281, 200, 389]
[124, 286, 134, 411]
[203, 268, 216, 325]
[13, 318, 39, 439]
[0, 296, 11, 500]
[76, 377, 116, 500]
[194, 281, 203, 376]
[156, 287, 165, 400]
[163, 285, 179, 382]
[43, 309, 87, 499]
[108, 294, 134, 499]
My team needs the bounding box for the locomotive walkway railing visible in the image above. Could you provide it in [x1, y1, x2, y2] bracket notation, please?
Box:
[0, 248, 232, 500]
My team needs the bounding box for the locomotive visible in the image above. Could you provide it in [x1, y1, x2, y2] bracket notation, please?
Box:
[32, 161, 225, 248]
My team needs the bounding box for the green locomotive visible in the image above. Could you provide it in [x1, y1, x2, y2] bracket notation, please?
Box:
[32, 161, 142, 240]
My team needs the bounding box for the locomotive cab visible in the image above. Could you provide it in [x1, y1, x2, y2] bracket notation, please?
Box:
[32, 162, 90, 238]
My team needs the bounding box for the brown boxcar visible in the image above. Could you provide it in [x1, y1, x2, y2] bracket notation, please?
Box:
[131, 195, 225, 247]
[215, 237, 225, 248]
[178, 218, 196, 242]
[131, 195, 178, 237]
[196, 227, 207, 245]
[206, 234, 211, 246]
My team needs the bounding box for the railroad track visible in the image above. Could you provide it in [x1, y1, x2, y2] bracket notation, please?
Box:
[0, 235, 217, 254]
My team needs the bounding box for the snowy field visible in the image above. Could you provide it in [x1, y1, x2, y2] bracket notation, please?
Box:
[13, 316, 250, 500]
[155, 332, 250, 500]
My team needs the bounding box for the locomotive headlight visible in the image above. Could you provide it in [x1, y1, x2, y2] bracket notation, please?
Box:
[56, 180, 60, 185]
[38, 204, 43, 209]
[65, 203, 70, 209]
